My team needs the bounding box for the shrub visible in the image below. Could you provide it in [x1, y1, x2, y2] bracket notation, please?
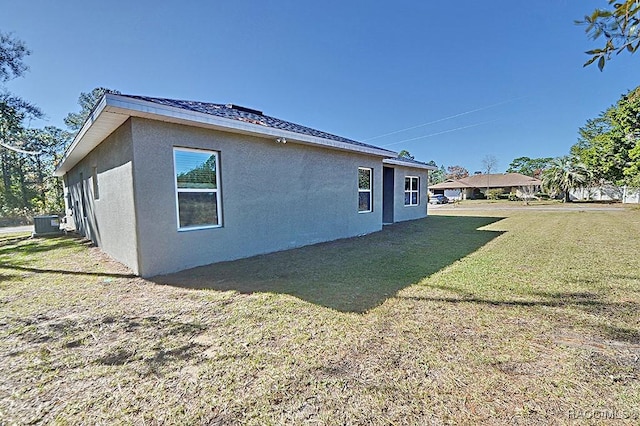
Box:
[486, 189, 504, 200]
[535, 192, 550, 200]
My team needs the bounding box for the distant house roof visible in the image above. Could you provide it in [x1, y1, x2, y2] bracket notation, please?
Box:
[383, 156, 438, 170]
[55, 93, 397, 176]
[430, 173, 541, 190]
[430, 180, 469, 189]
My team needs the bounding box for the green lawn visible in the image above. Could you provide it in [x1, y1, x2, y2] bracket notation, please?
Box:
[0, 207, 639, 424]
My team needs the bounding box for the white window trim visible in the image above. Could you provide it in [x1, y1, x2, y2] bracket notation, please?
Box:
[173, 147, 223, 231]
[405, 176, 419, 206]
[358, 167, 372, 213]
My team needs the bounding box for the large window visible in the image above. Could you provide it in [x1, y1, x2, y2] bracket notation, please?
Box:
[405, 176, 419, 206]
[358, 167, 372, 213]
[173, 147, 222, 230]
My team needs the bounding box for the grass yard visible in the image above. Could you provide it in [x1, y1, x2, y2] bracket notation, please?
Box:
[1, 206, 639, 424]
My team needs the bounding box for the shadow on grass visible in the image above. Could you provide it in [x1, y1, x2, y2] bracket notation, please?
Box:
[402, 288, 640, 344]
[153, 216, 506, 313]
[0, 235, 90, 257]
[0, 235, 136, 279]
[0, 234, 31, 246]
[1, 265, 137, 279]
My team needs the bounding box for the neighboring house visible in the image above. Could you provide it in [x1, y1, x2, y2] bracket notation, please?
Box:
[54, 94, 436, 277]
[430, 173, 542, 200]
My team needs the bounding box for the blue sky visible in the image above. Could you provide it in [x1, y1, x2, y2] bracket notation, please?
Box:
[1, 1, 637, 173]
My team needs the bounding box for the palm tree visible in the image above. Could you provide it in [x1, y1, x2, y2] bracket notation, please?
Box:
[542, 157, 590, 202]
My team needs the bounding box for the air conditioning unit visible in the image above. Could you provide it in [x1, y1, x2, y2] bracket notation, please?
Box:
[33, 215, 62, 236]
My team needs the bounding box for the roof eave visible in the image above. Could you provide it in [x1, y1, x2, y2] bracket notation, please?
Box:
[382, 158, 438, 170]
[55, 94, 395, 176]
[54, 95, 114, 176]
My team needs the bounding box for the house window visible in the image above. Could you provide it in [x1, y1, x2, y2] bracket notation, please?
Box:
[358, 167, 372, 213]
[92, 166, 99, 200]
[79, 172, 87, 218]
[173, 147, 222, 230]
[405, 176, 419, 206]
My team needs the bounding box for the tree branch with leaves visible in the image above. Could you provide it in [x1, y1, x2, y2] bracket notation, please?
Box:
[578, 0, 640, 70]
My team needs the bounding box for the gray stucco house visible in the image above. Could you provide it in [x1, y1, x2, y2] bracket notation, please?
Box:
[54, 94, 436, 277]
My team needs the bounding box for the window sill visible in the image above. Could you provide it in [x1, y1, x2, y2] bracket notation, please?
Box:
[178, 224, 222, 232]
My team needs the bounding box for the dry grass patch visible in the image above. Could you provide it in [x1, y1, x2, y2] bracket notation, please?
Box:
[1, 208, 639, 424]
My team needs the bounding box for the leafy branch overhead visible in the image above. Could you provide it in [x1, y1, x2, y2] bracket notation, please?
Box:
[578, 0, 640, 70]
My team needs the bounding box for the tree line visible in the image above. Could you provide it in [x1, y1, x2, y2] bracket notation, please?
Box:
[0, 31, 110, 223]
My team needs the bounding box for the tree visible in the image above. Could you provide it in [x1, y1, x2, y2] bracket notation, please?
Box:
[398, 149, 414, 160]
[570, 86, 640, 185]
[481, 155, 498, 175]
[0, 32, 68, 217]
[518, 184, 538, 205]
[0, 31, 42, 154]
[480, 155, 499, 195]
[0, 32, 30, 82]
[542, 157, 590, 202]
[506, 156, 553, 178]
[625, 141, 640, 187]
[1, 32, 43, 200]
[64, 87, 120, 132]
[446, 165, 469, 180]
[24, 127, 72, 211]
[426, 161, 446, 185]
[577, 0, 640, 70]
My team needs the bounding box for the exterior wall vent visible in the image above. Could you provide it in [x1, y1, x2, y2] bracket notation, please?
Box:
[226, 104, 263, 115]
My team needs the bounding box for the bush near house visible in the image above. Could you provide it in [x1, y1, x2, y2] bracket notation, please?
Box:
[486, 188, 504, 200]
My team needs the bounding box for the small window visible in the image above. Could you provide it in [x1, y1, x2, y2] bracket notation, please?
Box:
[92, 166, 99, 200]
[404, 176, 419, 206]
[173, 147, 222, 230]
[79, 172, 87, 218]
[358, 167, 372, 213]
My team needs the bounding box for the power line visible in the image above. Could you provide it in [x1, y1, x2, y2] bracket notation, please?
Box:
[0, 141, 41, 155]
[381, 119, 499, 147]
[363, 97, 525, 142]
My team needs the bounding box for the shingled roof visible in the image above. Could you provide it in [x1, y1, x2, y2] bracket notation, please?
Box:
[122, 95, 390, 153]
[431, 173, 541, 189]
[55, 93, 398, 175]
[383, 156, 438, 170]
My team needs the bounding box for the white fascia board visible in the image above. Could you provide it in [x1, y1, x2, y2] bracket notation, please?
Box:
[383, 158, 438, 170]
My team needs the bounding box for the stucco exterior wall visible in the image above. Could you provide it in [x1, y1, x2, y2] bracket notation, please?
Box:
[64, 120, 140, 273]
[392, 165, 429, 222]
[129, 118, 384, 277]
